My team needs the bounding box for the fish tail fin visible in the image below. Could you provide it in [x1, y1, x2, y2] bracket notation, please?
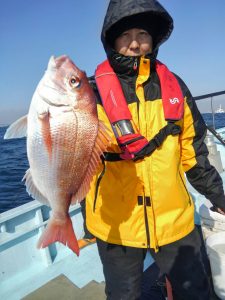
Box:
[37, 215, 79, 256]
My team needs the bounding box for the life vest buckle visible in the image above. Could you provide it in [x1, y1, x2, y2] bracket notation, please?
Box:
[170, 124, 182, 136]
[119, 149, 135, 160]
[118, 134, 149, 160]
[165, 122, 182, 136]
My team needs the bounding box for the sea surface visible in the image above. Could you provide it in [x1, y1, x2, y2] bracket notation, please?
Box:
[0, 113, 225, 213]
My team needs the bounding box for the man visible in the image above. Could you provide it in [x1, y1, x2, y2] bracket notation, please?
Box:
[85, 0, 225, 299]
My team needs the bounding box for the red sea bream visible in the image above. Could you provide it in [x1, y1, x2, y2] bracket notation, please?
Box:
[4, 55, 109, 255]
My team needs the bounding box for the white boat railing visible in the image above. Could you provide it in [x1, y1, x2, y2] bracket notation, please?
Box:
[0, 200, 82, 273]
[194, 90, 225, 130]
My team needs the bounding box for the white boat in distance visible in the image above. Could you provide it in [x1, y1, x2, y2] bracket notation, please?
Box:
[215, 104, 225, 113]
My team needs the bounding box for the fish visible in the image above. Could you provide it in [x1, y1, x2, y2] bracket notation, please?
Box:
[4, 55, 110, 256]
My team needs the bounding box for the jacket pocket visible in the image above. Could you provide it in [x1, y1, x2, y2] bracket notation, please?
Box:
[179, 170, 192, 206]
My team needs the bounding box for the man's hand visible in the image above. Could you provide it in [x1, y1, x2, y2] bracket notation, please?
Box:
[211, 206, 225, 215]
[217, 207, 225, 215]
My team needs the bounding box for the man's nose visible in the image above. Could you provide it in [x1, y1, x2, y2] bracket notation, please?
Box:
[129, 39, 139, 49]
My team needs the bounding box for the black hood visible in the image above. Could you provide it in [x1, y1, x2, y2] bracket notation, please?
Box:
[101, 0, 173, 54]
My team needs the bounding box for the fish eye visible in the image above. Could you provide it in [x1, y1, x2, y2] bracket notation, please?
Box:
[69, 76, 81, 88]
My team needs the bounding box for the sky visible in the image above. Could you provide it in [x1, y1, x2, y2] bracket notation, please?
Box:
[0, 0, 225, 125]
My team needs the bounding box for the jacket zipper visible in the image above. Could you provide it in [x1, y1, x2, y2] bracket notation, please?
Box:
[133, 58, 138, 70]
[146, 157, 159, 252]
[151, 198, 159, 252]
[143, 195, 151, 249]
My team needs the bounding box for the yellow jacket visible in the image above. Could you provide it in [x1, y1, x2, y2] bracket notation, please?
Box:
[86, 56, 224, 250]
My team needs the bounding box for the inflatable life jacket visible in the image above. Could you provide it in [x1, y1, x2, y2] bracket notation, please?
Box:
[95, 59, 184, 161]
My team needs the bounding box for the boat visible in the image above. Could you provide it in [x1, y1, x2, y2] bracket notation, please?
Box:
[1, 93, 225, 300]
[215, 104, 225, 113]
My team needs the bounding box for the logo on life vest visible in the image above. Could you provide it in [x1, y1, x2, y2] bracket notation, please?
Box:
[169, 98, 179, 104]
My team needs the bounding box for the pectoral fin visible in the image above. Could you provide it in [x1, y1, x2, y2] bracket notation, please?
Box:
[38, 111, 52, 160]
[4, 115, 27, 139]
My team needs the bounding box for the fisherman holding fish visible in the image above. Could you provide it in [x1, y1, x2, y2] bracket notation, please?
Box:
[84, 0, 225, 299]
[4, 0, 225, 299]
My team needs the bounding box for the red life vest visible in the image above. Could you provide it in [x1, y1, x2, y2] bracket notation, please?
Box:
[95, 59, 184, 161]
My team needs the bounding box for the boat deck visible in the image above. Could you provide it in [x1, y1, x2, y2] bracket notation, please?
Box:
[23, 275, 106, 300]
[21, 260, 165, 300]
[0, 241, 105, 299]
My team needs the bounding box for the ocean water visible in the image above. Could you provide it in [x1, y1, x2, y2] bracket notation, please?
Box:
[0, 128, 32, 213]
[0, 113, 225, 213]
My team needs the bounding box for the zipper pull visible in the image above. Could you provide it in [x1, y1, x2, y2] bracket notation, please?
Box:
[133, 59, 138, 70]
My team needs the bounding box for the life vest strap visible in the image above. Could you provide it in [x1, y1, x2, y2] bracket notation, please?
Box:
[103, 122, 181, 162]
[133, 123, 181, 161]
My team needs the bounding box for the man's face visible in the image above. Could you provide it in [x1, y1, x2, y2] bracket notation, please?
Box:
[114, 28, 153, 56]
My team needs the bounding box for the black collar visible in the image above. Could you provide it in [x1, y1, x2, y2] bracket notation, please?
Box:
[108, 49, 157, 77]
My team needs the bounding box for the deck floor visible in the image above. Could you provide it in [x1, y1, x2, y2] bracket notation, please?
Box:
[21, 263, 162, 300]
[22, 275, 106, 300]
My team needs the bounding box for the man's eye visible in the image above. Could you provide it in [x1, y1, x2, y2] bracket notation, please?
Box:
[140, 31, 148, 35]
[120, 32, 129, 38]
